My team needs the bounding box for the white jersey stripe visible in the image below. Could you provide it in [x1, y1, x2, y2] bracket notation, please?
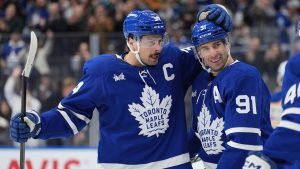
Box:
[225, 127, 261, 136]
[202, 161, 217, 169]
[57, 109, 78, 135]
[96, 153, 190, 169]
[227, 141, 263, 151]
[58, 103, 90, 124]
[281, 108, 300, 118]
[278, 120, 300, 132]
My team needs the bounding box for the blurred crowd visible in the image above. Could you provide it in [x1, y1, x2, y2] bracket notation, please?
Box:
[0, 0, 300, 147]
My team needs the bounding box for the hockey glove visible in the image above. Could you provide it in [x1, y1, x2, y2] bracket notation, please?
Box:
[10, 110, 41, 143]
[197, 4, 233, 32]
[243, 151, 278, 169]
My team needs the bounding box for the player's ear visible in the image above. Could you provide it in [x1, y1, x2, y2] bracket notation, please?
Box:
[127, 36, 138, 50]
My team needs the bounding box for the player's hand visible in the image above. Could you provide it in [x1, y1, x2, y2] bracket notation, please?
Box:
[10, 110, 41, 143]
[243, 151, 277, 169]
[197, 4, 232, 32]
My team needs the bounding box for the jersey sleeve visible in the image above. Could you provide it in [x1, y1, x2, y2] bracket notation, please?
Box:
[188, 106, 202, 158]
[264, 55, 300, 164]
[37, 72, 105, 139]
[218, 74, 272, 168]
[179, 46, 201, 90]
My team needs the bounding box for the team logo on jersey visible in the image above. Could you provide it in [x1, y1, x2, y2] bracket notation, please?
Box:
[128, 85, 172, 137]
[113, 73, 126, 81]
[196, 104, 225, 155]
[192, 90, 197, 97]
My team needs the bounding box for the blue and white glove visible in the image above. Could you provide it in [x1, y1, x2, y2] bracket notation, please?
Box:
[10, 110, 41, 143]
[243, 151, 278, 169]
[197, 4, 233, 32]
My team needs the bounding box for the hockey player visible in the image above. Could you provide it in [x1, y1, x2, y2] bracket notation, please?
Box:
[188, 17, 273, 168]
[10, 6, 231, 169]
[243, 52, 300, 169]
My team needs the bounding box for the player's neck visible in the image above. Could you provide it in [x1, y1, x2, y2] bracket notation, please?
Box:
[124, 52, 143, 67]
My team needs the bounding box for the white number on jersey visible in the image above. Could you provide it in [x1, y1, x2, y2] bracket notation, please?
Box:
[236, 95, 257, 114]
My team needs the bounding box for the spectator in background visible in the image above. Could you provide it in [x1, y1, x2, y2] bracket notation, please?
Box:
[181, 0, 198, 31]
[4, 66, 41, 118]
[286, 0, 300, 56]
[47, 2, 67, 32]
[4, 65, 44, 147]
[38, 74, 62, 145]
[70, 42, 91, 79]
[34, 30, 54, 76]
[292, 38, 300, 55]
[242, 37, 264, 69]
[231, 23, 251, 58]
[0, 97, 12, 145]
[0, 2, 24, 33]
[1, 32, 26, 72]
[262, 42, 284, 91]
[65, 3, 87, 32]
[24, 0, 49, 34]
[87, 3, 114, 53]
[244, 0, 278, 45]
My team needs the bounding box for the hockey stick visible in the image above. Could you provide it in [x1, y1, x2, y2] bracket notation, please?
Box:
[20, 31, 38, 169]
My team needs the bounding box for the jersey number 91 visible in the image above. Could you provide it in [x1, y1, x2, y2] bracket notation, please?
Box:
[236, 95, 257, 114]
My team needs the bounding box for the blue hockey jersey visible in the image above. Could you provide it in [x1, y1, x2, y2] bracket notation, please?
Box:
[36, 43, 201, 169]
[264, 52, 300, 168]
[189, 61, 273, 169]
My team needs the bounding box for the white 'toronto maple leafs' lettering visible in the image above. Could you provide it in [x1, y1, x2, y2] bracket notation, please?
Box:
[196, 104, 225, 155]
[129, 85, 172, 137]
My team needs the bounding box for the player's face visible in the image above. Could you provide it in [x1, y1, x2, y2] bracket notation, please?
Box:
[139, 35, 164, 66]
[197, 40, 231, 75]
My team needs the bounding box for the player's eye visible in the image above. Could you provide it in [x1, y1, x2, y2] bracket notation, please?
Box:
[141, 39, 165, 48]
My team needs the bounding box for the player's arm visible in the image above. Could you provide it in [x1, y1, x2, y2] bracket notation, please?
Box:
[188, 89, 202, 158]
[263, 56, 300, 165]
[218, 74, 272, 168]
[243, 55, 300, 169]
[10, 71, 104, 142]
[37, 74, 98, 139]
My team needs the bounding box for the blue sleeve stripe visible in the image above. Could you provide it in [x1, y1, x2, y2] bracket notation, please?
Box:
[225, 127, 261, 136]
[58, 103, 90, 124]
[278, 120, 300, 132]
[281, 107, 300, 118]
[227, 141, 263, 151]
[57, 109, 78, 135]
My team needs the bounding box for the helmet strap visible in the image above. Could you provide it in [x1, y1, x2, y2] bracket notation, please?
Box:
[194, 46, 211, 72]
[126, 38, 146, 66]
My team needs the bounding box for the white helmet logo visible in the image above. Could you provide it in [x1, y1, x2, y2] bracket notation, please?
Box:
[152, 16, 161, 21]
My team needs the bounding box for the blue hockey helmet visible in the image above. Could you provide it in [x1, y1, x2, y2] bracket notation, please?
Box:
[191, 19, 229, 47]
[123, 10, 166, 40]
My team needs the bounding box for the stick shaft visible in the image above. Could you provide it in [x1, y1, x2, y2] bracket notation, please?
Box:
[20, 76, 27, 169]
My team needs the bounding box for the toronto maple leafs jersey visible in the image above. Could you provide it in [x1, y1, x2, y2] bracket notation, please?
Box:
[263, 52, 300, 168]
[35, 42, 201, 169]
[189, 61, 273, 169]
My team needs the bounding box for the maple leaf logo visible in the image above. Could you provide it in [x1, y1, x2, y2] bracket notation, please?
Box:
[128, 85, 172, 137]
[196, 104, 225, 155]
